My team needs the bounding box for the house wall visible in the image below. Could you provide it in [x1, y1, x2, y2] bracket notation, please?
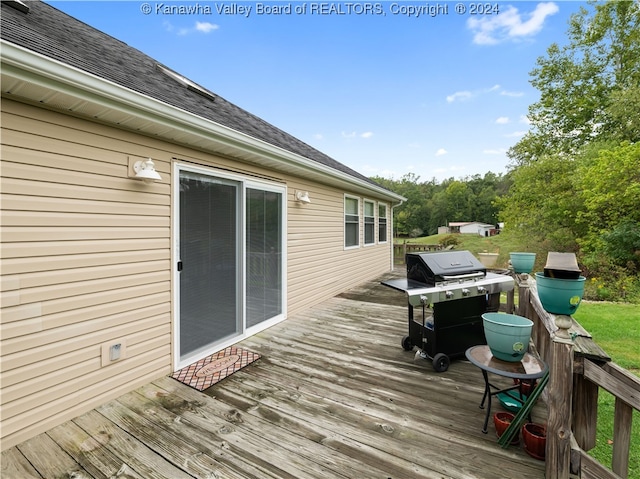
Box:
[459, 223, 480, 234]
[0, 99, 394, 449]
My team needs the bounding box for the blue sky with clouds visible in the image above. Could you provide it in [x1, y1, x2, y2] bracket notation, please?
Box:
[50, 1, 586, 182]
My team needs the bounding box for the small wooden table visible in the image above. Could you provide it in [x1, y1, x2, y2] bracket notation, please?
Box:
[465, 345, 548, 433]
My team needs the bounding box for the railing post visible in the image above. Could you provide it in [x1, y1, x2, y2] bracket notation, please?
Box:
[546, 318, 574, 479]
[505, 287, 515, 314]
[572, 357, 598, 451]
[516, 274, 531, 319]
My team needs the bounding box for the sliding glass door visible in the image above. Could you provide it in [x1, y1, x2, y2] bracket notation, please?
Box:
[246, 187, 283, 329]
[178, 171, 241, 362]
[176, 165, 285, 368]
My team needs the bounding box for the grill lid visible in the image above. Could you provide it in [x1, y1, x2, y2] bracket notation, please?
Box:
[407, 250, 486, 284]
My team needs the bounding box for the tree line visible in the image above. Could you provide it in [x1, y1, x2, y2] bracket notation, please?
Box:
[371, 172, 511, 238]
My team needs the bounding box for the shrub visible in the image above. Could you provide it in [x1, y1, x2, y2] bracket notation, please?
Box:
[439, 235, 460, 247]
[409, 228, 424, 238]
[581, 252, 640, 303]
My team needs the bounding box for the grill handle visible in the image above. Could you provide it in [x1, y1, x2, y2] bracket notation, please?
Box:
[441, 272, 485, 281]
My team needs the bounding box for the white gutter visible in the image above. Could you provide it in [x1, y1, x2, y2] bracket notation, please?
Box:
[1, 40, 405, 202]
[390, 198, 405, 267]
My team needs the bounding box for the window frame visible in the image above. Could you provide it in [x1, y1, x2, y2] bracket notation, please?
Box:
[344, 195, 360, 249]
[363, 199, 376, 246]
[378, 203, 388, 244]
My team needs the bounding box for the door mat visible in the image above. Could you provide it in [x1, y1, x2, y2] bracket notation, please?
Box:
[171, 346, 260, 391]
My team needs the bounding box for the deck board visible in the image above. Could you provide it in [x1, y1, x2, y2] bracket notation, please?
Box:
[1, 269, 546, 479]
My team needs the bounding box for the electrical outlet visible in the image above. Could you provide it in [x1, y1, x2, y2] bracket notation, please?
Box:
[101, 339, 127, 367]
[110, 343, 121, 361]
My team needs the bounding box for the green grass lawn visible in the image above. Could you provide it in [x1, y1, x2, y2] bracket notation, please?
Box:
[573, 302, 640, 479]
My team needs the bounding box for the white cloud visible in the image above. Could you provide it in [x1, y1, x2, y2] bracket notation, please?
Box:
[467, 2, 559, 45]
[446, 91, 473, 103]
[496, 117, 510, 124]
[520, 115, 532, 124]
[435, 148, 448, 156]
[341, 131, 373, 139]
[195, 22, 219, 33]
[447, 84, 518, 103]
[165, 21, 220, 35]
[313, 133, 324, 140]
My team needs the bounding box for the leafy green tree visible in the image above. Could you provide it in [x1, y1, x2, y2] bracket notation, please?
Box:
[444, 181, 473, 222]
[429, 190, 449, 232]
[601, 220, 640, 272]
[466, 172, 507, 226]
[372, 173, 430, 236]
[509, 0, 640, 166]
[577, 141, 640, 268]
[372, 172, 510, 237]
[496, 155, 583, 251]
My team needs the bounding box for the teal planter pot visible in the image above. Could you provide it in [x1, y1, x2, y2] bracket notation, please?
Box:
[482, 313, 533, 362]
[535, 273, 586, 315]
[510, 252, 536, 274]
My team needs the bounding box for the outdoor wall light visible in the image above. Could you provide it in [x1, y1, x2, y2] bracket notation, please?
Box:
[295, 190, 311, 203]
[133, 158, 162, 183]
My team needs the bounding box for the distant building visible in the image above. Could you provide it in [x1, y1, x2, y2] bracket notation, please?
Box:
[441, 222, 499, 237]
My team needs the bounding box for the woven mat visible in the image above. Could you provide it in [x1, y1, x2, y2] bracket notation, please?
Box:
[171, 346, 260, 391]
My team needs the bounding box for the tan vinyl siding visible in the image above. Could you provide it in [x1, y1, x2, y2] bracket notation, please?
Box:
[0, 98, 395, 449]
[1, 100, 173, 449]
[286, 183, 392, 315]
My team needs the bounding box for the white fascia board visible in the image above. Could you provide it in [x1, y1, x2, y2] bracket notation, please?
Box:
[1, 40, 405, 202]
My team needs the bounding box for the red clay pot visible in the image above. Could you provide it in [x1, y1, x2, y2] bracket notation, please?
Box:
[522, 423, 546, 460]
[512, 378, 537, 396]
[493, 412, 519, 445]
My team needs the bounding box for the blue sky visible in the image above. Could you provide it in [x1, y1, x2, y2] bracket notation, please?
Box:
[50, 1, 586, 182]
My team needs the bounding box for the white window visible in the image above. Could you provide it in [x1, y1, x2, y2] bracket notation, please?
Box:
[364, 200, 375, 245]
[378, 203, 388, 243]
[344, 196, 360, 248]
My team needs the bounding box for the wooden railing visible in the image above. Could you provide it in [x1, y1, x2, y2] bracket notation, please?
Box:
[393, 242, 444, 262]
[506, 275, 639, 479]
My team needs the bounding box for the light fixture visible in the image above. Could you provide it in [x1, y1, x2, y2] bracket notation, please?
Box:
[295, 191, 311, 203]
[133, 158, 162, 183]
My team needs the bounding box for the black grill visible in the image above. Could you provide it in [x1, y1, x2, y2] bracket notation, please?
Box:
[406, 250, 486, 284]
[383, 250, 514, 372]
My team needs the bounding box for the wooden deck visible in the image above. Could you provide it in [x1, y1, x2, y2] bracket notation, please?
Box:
[2, 269, 546, 479]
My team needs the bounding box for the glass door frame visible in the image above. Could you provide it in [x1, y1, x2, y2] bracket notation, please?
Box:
[173, 162, 287, 370]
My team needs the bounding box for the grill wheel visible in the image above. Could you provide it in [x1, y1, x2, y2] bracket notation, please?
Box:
[432, 353, 450, 372]
[401, 335, 414, 351]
